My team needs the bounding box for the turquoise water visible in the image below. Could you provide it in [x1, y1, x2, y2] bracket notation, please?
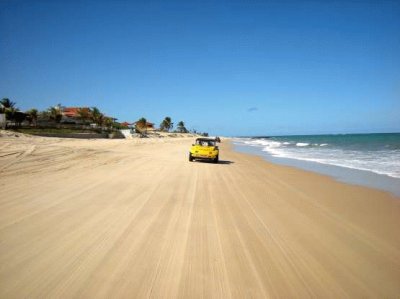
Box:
[233, 133, 400, 196]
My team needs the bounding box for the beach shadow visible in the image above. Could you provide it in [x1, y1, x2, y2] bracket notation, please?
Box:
[217, 160, 234, 165]
[192, 159, 234, 165]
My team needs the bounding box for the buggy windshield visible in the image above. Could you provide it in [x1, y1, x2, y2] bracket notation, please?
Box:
[196, 139, 216, 147]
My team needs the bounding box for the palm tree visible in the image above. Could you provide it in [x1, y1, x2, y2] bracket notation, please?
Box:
[77, 108, 90, 126]
[136, 117, 147, 135]
[13, 111, 26, 127]
[176, 121, 188, 133]
[26, 108, 38, 126]
[48, 106, 62, 123]
[39, 110, 50, 121]
[104, 117, 114, 130]
[160, 116, 173, 132]
[1, 98, 19, 125]
[91, 107, 104, 127]
[0, 98, 16, 112]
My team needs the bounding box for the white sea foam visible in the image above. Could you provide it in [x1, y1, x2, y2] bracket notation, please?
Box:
[242, 139, 282, 148]
[234, 137, 400, 179]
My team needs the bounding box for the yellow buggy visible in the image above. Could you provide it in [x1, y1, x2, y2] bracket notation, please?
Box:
[189, 138, 219, 163]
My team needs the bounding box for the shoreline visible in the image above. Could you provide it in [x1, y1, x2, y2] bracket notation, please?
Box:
[1, 135, 400, 297]
[233, 140, 400, 197]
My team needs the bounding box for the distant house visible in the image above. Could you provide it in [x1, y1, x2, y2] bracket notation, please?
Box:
[134, 121, 155, 131]
[59, 107, 118, 128]
[61, 107, 91, 124]
[62, 107, 78, 118]
[121, 122, 133, 128]
[62, 107, 91, 118]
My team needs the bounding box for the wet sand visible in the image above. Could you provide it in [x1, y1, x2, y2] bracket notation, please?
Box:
[1, 133, 399, 298]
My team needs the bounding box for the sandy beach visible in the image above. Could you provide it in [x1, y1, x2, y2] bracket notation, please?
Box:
[1, 132, 399, 298]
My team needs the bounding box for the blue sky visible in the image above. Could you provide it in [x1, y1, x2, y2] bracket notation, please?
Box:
[1, 0, 399, 136]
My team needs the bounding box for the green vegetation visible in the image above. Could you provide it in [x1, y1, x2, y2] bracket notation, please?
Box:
[176, 121, 188, 133]
[26, 109, 38, 126]
[91, 107, 104, 126]
[39, 110, 50, 120]
[135, 117, 147, 135]
[48, 105, 62, 123]
[77, 108, 90, 125]
[160, 116, 173, 132]
[0, 98, 120, 136]
[1, 98, 29, 127]
[1, 98, 17, 113]
[1, 98, 209, 137]
[1, 98, 19, 123]
[136, 117, 147, 129]
[111, 122, 127, 130]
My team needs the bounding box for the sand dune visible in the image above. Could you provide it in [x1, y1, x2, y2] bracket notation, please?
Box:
[1, 134, 399, 298]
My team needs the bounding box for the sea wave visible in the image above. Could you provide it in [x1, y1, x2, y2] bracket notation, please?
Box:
[233, 137, 400, 179]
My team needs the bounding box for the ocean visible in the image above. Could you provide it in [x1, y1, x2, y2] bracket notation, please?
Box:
[233, 133, 400, 196]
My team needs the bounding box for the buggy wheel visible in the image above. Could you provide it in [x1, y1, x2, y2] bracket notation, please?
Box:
[213, 155, 219, 163]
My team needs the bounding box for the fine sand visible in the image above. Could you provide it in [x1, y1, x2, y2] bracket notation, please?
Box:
[1, 133, 400, 298]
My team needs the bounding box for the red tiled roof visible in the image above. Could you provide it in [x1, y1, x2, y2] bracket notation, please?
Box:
[62, 107, 90, 117]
